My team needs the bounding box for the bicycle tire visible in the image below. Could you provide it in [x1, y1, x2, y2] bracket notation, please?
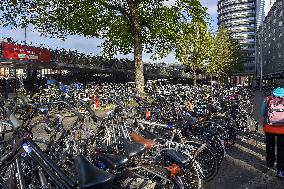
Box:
[182, 139, 219, 182]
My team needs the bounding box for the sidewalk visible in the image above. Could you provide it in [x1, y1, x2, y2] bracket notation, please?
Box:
[203, 91, 284, 189]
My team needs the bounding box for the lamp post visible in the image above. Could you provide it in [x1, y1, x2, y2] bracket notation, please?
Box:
[255, 29, 257, 90]
[260, 32, 263, 91]
[24, 27, 27, 45]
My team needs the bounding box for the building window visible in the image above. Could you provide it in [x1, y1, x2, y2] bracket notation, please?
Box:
[279, 21, 283, 27]
[280, 10, 283, 17]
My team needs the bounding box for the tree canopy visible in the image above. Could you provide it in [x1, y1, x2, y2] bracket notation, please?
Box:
[205, 27, 243, 80]
[0, 0, 208, 95]
[175, 11, 212, 86]
[176, 19, 212, 85]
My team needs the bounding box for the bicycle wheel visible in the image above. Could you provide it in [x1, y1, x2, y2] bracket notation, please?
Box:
[186, 140, 219, 182]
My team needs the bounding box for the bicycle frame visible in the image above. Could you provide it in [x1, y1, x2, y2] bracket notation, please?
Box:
[0, 137, 76, 189]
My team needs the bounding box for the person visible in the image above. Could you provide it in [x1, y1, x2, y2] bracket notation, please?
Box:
[261, 83, 284, 178]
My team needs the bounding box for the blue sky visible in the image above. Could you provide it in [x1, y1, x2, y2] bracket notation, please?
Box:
[0, 0, 218, 63]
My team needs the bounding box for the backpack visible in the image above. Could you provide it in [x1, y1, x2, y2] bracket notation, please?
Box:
[266, 96, 284, 125]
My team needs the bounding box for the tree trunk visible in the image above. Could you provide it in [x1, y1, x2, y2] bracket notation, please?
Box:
[134, 37, 144, 96]
[129, 0, 145, 96]
[193, 71, 197, 87]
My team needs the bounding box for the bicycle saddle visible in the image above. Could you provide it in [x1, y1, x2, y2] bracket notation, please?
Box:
[163, 149, 188, 165]
[76, 155, 114, 189]
[140, 130, 164, 143]
[130, 132, 157, 149]
[97, 153, 129, 169]
[120, 139, 145, 158]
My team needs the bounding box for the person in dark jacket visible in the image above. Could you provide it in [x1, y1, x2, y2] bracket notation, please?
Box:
[261, 87, 284, 178]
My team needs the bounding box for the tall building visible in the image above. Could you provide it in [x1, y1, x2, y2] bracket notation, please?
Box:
[217, 0, 256, 75]
[256, 0, 283, 84]
[256, 0, 277, 30]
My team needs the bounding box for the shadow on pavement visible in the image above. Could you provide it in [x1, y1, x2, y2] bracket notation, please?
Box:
[203, 135, 284, 189]
[236, 139, 266, 156]
[203, 151, 261, 189]
[238, 130, 265, 143]
[228, 143, 268, 174]
[203, 140, 271, 189]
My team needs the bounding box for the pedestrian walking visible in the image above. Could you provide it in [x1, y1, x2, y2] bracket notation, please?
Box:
[261, 81, 284, 178]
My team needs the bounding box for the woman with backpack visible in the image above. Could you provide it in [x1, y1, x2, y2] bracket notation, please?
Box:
[261, 86, 284, 178]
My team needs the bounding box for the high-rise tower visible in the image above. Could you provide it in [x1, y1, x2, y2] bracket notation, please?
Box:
[217, 0, 256, 74]
[256, 0, 277, 30]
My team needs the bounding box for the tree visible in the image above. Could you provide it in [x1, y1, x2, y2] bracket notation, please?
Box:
[0, 0, 207, 96]
[205, 27, 242, 83]
[175, 16, 213, 86]
[229, 38, 244, 74]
